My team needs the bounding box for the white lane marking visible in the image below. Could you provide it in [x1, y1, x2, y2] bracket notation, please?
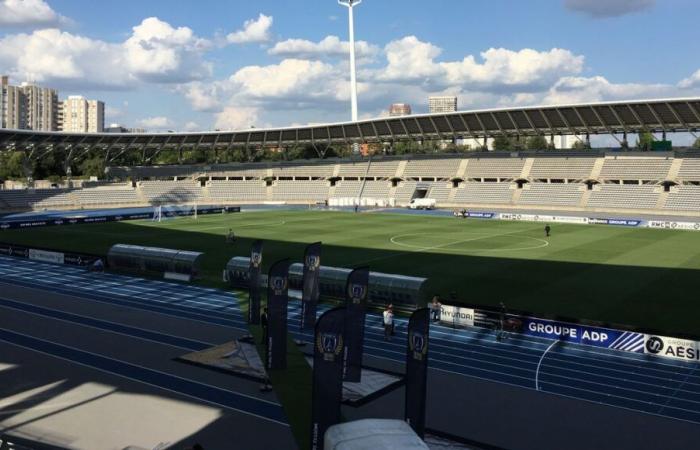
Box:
[390, 232, 550, 253]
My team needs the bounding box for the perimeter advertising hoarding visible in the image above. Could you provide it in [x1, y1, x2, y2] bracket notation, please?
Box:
[588, 218, 643, 227]
[499, 213, 589, 224]
[644, 334, 700, 362]
[439, 304, 475, 327]
[28, 249, 64, 265]
[520, 317, 644, 352]
[0, 206, 240, 231]
[648, 220, 700, 231]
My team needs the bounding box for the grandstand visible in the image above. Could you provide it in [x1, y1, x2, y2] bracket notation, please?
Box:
[3, 151, 700, 218]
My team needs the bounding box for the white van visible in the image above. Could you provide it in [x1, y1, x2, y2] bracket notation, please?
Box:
[408, 198, 436, 210]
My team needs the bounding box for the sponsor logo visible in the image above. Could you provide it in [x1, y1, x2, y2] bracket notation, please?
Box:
[28, 249, 64, 265]
[409, 330, 428, 361]
[270, 275, 287, 295]
[644, 335, 700, 362]
[348, 283, 366, 304]
[645, 336, 664, 354]
[440, 305, 475, 327]
[317, 332, 344, 362]
[0, 223, 9, 230]
[251, 252, 262, 268]
[306, 254, 320, 272]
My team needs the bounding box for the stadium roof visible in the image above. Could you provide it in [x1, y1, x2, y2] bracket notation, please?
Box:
[1, 98, 699, 154]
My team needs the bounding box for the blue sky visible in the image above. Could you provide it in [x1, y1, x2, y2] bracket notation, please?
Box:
[1, 0, 699, 133]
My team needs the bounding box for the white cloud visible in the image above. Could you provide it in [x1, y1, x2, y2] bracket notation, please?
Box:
[542, 76, 671, 104]
[215, 107, 260, 130]
[230, 58, 347, 101]
[679, 69, 700, 89]
[226, 14, 273, 44]
[268, 35, 379, 61]
[565, 0, 655, 18]
[181, 82, 223, 112]
[377, 36, 584, 93]
[0, 0, 67, 27]
[0, 17, 211, 88]
[0, 28, 124, 87]
[124, 17, 212, 83]
[183, 121, 200, 132]
[139, 116, 173, 129]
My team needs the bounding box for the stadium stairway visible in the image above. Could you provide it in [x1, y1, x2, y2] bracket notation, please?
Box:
[456, 159, 469, 179]
[667, 158, 684, 181]
[589, 157, 606, 179]
[519, 157, 535, 179]
[578, 186, 593, 208]
[395, 160, 408, 179]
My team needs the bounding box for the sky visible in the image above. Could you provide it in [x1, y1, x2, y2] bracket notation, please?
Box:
[1, 0, 699, 134]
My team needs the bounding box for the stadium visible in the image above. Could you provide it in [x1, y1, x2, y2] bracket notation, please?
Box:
[2, 2, 700, 450]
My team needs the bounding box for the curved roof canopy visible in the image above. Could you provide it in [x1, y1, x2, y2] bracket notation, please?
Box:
[1, 98, 699, 154]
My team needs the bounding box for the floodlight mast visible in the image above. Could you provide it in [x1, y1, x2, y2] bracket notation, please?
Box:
[338, 0, 361, 122]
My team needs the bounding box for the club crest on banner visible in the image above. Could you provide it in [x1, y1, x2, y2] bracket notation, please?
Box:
[317, 332, 344, 362]
[251, 252, 262, 268]
[271, 276, 287, 295]
[348, 283, 367, 304]
[306, 255, 320, 272]
[409, 330, 427, 361]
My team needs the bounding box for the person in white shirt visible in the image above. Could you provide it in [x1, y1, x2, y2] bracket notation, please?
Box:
[383, 304, 394, 341]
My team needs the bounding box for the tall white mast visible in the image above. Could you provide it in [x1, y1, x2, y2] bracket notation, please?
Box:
[338, 0, 361, 122]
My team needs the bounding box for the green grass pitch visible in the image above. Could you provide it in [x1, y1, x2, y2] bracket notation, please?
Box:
[3, 208, 700, 335]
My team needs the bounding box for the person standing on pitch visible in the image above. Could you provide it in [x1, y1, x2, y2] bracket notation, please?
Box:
[383, 304, 394, 341]
[544, 224, 551, 237]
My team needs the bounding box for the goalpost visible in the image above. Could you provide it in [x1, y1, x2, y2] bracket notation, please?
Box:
[151, 203, 199, 223]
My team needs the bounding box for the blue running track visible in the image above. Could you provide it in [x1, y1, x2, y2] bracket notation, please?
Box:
[1, 255, 699, 425]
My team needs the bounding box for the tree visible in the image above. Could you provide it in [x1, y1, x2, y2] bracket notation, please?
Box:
[636, 131, 654, 151]
[572, 140, 590, 150]
[693, 137, 700, 149]
[492, 135, 513, 151]
[78, 157, 106, 179]
[526, 135, 549, 150]
[0, 152, 27, 180]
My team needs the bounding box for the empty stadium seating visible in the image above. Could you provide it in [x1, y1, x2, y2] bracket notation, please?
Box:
[664, 186, 700, 212]
[208, 180, 267, 202]
[529, 158, 595, 180]
[599, 157, 672, 180]
[517, 183, 584, 207]
[402, 158, 460, 179]
[678, 159, 700, 181]
[3, 153, 700, 217]
[587, 184, 659, 210]
[271, 181, 329, 201]
[139, 181, 204, 204]
[465, 158, 525, 179]
[453, 183, 513, 204]
[360, 181, 391, 199]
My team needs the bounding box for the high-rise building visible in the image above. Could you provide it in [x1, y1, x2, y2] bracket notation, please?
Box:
[389, 103, 412, 117]
[0, 76, 59, 131]
[429, 96, 458, 114]
[60, 96, 105, 133]
[1, 76, 23, 129]
[21, 82, 59, 131]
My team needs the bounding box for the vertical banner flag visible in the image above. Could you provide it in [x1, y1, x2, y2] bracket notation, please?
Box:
[300, 242, 322, 331]
[266, 258, 290, 370]
[405, 308, 430, 438]
[343, 266, 369, 382]
[310, 307, 346, 450]
[248, 240, 264, 325]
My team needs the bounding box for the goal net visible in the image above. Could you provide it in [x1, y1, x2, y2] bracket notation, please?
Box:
[152, 203, 198, 222]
